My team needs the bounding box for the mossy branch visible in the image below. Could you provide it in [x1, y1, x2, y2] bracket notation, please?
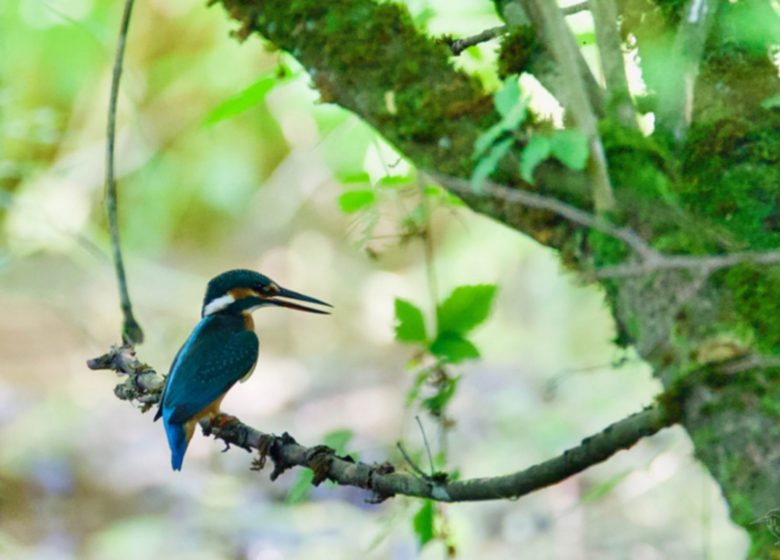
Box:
[211, 0, 599, 251]
[88, 345, 677, 502]
[433, 172, 780, 279]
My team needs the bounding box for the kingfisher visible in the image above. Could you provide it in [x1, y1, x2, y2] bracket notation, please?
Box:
[155, 269, 330, 471]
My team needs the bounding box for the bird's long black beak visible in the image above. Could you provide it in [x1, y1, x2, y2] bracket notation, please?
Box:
[268, 286, 332, 314]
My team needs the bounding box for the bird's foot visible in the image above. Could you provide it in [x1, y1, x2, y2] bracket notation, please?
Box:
[203, 414, 252, 453]
[210, 413, 239, 430]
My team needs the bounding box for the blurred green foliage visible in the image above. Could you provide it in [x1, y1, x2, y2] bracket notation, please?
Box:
[0, 0, 750, 558]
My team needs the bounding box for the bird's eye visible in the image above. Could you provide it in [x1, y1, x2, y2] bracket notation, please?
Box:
[257, 283, 279, 295]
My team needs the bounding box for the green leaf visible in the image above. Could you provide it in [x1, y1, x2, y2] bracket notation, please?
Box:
[323, 429, 353, 455]
[422, 375, 461, 415]
[473, 78, 527, 159]
[473, 121, 507, 159]
[429, 333, 480, 364]
[394, 299, 427, 343]
[471, 138, 513, 192]
[412, 500, 435, 548]
[576, 31, 596, 46]
[338, 190, 376, 213]
[550, 129, 589, 171]
[203, 70, 288, 126]
[494, 76, 521, 118]
[436, 284, 498, 336]
[337, 171, 371, 184]
[377, 175, 412, 188]
[520, 135, 551, 184]
[286, 469, 314, 504]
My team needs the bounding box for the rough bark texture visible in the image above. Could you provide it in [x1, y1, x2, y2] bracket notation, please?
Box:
[212, 0, 780, 554]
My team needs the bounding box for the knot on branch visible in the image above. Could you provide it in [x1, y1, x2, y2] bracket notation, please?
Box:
[366, 461, 396, 504]
[306, 445, 336, 486]
[88, 344, 164, 411]
[248, 432, 299, 481]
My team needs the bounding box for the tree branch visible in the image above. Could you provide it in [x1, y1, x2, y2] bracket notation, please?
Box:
[447, 2, 591, 55]
[516, 0, 615, 211]
[427, 172, 656, 259]
[105, 0, 143, 344]
[589, 0, 637, 128]
[431, 172, 780, 279]
[88, 345, 677, 502]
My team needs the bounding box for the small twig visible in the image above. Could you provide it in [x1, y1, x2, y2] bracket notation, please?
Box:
[717, 354, 780, 375]
[447, 1, 590, 55]
[396, 442, 430, 479]
[106, 0, 143, 344]
[449, 26, 507, 55]
[415, 415, 436, 474]
[595, 251, 780, 279]
[426, 172, 657, 261]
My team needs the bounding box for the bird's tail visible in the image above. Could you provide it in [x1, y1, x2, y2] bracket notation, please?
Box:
[163, 416, 190, 471]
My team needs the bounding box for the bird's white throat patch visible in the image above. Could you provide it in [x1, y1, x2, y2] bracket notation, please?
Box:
[202, 293, 235, 316]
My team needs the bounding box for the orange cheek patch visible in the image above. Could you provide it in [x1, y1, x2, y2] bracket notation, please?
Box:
[229, 287, 258, 299]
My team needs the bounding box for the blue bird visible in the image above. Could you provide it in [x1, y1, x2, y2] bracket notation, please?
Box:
[155, 269, 330, 470]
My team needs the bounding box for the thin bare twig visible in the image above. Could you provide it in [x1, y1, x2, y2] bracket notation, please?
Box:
[595, 250, 780, 279]
[718, 354, 780, 375]
[426, 172, 657, 261]
[106, 0, 143, 344]
[396, 442, 430, 478]
[415, 415, 436, 474]
[449, 26, 507, 55]
[447, 0, 591, 55]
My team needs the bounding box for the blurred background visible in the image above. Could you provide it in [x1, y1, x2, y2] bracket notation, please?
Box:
[0, 0, 748, 558]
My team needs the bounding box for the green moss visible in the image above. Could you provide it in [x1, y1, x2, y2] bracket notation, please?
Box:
[679, 115, 780, 251]
[220, 0, 494, 176]
[599, 121, 673, 199]
[595, 121, 718, 255]
[721, 265, 780, 353]
[759, 391, 780, 418]
[497, 26, 540, 79]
